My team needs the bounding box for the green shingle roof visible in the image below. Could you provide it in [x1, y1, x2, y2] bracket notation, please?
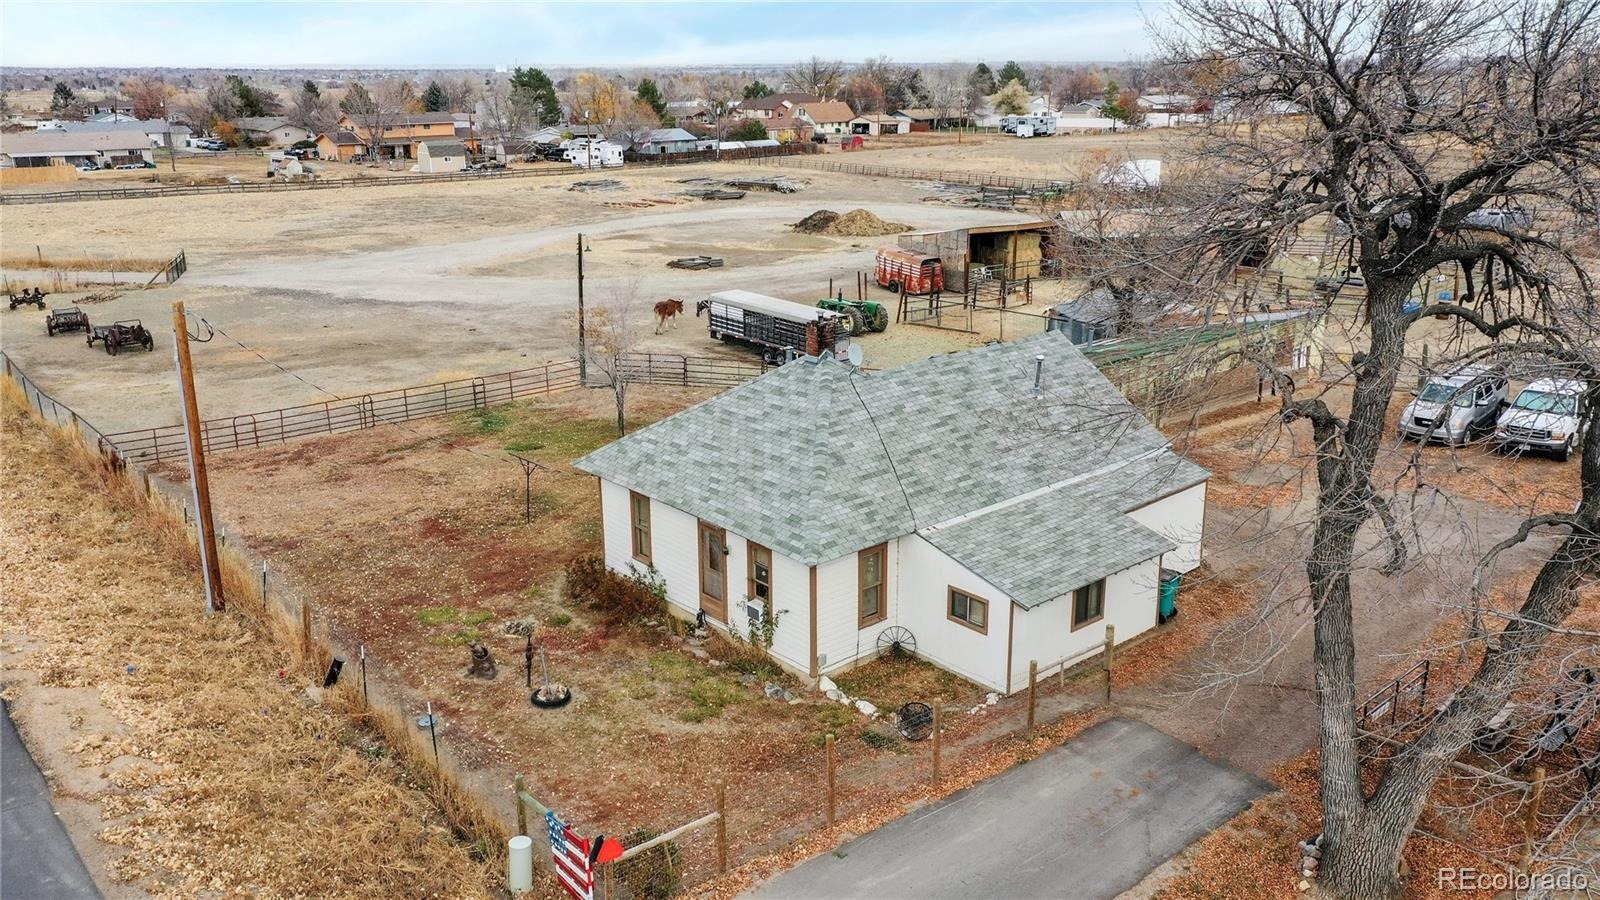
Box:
[574, 332, 1208, 598]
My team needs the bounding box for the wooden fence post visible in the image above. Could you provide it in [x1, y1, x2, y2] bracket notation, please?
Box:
[1518, 766, 1547, 873]
[825, 734, 837, 826]
[716, 782, 728, 874]
[1026, 660, 1038, 733]
[931, 702, 942, 788]
[1102, 624, 1116, 704]
[603, 863, 615, 900]
[514, 774, 527, 837]
[301, 601, 312, 658]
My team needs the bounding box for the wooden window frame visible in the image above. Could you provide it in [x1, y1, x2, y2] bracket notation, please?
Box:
[857, 543, 888, 628]
[1071, 578, 1106, 631]
[946, 586, 990, 634]
[628, 491, 652, 564]
[747, 541, 774, 605]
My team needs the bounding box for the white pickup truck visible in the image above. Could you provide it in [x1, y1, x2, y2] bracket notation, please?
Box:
[1494, 377, 1588, 461]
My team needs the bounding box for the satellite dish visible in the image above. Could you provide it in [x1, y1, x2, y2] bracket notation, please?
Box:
[847, 344, 865, 369]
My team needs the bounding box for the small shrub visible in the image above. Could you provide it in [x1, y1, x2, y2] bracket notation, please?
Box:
[416, 605, 459, 627]
[564, 557, 666, 625]
[468, 408, 511, 433]
[546, 612, 572, 628]
[861, 729, 905, 752]
[460, 610, 493, 626]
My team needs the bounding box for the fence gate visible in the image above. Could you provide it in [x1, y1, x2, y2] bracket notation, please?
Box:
[898, 293, 974, 332]
[1359, 659, 1432, 730]
[471, 377, 487, 409]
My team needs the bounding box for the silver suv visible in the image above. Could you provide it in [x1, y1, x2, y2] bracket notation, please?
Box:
[1398, 364, 1509, 446]
[1494, 378, 1587, 462]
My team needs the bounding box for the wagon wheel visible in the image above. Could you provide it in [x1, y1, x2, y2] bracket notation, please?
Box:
[897, 702, 934, 741]
[106, 340, 118, 356]
[46, 322, 55, 336]
[876, 626, 917, 661]
[141, 336, 154, 351]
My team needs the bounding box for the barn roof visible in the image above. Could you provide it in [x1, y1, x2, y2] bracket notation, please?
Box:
[574, 332, 1207, 604]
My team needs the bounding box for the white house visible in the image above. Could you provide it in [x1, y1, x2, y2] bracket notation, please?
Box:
[415, 140, 467, 173]
[234, 116, 313, 147]
[575, 333, 1209, 694]
[0, 131, 154, 168]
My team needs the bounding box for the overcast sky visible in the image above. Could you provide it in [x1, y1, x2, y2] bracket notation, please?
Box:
[1, 1, 1155, 68]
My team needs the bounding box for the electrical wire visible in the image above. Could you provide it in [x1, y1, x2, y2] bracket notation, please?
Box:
[847, 367, 917, 530]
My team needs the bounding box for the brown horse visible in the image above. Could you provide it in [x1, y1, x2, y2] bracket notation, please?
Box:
[654, 298, 685, 334]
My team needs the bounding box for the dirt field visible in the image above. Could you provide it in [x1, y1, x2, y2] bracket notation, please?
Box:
[0, 384, 497, 898]
[843, 126, 1195, 179]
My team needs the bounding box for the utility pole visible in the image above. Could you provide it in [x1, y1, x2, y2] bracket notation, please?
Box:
[171, 300, 224, 613]
[576, 232, 588, 385]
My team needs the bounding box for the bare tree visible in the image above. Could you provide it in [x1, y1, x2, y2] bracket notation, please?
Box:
[699, 73, 744, 149]
[287, 82, 337, 137]
[358, 79, 412, 160]
[783, 56, 845, 98]
[1143, 1, 1600, 896]
[609, 99, 662, 152]
[481, 74, 533, 155]
[581, 281, 644, 437]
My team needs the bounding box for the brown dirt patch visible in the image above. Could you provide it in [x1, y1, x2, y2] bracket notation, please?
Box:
[792, 208, 911, 236]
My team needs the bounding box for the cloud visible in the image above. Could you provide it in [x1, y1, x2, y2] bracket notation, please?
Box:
[1, 1, 1152, 67]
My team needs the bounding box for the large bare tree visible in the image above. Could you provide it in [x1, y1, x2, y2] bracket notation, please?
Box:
[783, 56, 845, 98]
[1147, 1, 1600, 896]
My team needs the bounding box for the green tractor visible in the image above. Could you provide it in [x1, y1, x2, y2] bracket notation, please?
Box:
[816, 294, 889, 334]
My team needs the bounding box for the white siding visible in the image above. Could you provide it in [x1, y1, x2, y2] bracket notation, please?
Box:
[1008, 559, 1161, 692]
[720, 532, 810, 674]
[1125, 482, 1207, 573]
[892, 535, 1011, 691]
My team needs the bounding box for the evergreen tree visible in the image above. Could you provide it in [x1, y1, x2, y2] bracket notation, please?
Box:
[422, 80, 447, 112]
[970, 63, 996, 96]
[340, 82, 376, 115]
[302, 79, 320, 97]
[635, 78, 667, 118]
[49, 81, 76, 112]
[996, 60, 1028, 90]
[743, 80, 774, 99]
[730, 118, 769, 142]
[509, 67, 562, 125]
[225, 74, 275, 117]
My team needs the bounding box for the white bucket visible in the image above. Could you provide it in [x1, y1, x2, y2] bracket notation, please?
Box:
[508, 834, 534, 893]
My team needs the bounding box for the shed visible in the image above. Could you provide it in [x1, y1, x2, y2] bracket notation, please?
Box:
[849, 114, 908, 136]
[416, 140, 467, 173]
[624, 128, 701, 155]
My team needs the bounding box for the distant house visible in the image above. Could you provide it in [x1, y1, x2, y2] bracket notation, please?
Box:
[665, 100, 712, 125]
[416, 140, 466, 173]
[0, 131, 154, 168]
[48, 119, 191, 148]
[1060, 100, 1105, 118]
[88, 111, 139, 124]
[313, 130, 364, 161]
[892, 108, 970, 131]
[739, 93, 822, 120]
[333, 112, 459, 159]
[849, 114, 908, 136]
[574, 333, 1209, 694]
[797, 100, 856, 136]
[763, 114, 814, 143]
[527, 124, 604, 145]
[234, 117, 313, 147]
[622, 127, 701, 155]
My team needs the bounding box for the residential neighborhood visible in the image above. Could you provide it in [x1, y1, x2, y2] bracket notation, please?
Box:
[0, 3, 1596, 900]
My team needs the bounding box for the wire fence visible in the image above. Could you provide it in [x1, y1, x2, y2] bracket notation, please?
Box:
[0, 350, 113, 449]
[98, 352, 771, 465]
[0, 144, 818, 206]
[746, 155, 1074, 191]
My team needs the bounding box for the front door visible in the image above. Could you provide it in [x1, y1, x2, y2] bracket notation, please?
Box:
[698, 521, 728, 622]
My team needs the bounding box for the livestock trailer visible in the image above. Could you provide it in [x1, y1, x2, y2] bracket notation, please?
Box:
[875, 247, 945, 296]
[697, 290, 849, 363]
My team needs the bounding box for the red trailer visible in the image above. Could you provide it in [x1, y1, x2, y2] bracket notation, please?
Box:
[875, 248, 945, 296]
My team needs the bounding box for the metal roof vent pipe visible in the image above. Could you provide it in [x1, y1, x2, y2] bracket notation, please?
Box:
[1032, 354, 1046, 399]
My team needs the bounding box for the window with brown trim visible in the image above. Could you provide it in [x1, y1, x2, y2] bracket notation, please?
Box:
[748, 542, 773, 603]
[947, 587, 989, 633]
[629, 491, 652, 563]
[1072, 579, 1105, 630]
[857, 544, 887, 627]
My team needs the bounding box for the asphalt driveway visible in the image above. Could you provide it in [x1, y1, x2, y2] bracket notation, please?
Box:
[1, 698, 101, 899]
[747, 718, 1268, 900]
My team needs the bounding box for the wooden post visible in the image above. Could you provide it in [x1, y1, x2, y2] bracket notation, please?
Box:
[603, 863, 616, 900]
[825, 734, 837, 825]
[1026, 660, 1038, 733]
[931, 702, 942, 788]
[300, 601, 312, 657]
[514, 774, 528, 836]
[716, 782, 728, 874]
[171, 300, 225, 613]
[1518, 766, 1547, 873]
[1102, 624, 1116, 704]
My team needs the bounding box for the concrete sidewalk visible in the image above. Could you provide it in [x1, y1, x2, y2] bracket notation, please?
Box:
[747, 718, 1268, 900]
[2, 698, 101, 899]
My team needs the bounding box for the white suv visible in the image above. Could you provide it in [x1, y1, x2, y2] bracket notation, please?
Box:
[1398, 364, 1509, 446]
[1495, 378, 1587, 462]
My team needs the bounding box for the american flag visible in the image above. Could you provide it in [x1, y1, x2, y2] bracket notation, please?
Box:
[546, 810, 594, 900]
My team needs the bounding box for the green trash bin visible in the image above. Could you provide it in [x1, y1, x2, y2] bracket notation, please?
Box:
[1158, 568, 1182, 624]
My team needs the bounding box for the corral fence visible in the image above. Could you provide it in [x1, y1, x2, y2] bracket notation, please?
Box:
[1, 351, 112, 450]
[1359, 658, 1433, 731]
[623, 142, 816, 166]
[747, 155, 1074, 192]
[146, 249, 187, 287]
[100, 352, 770, 465]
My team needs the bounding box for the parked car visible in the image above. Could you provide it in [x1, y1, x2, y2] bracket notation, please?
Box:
[1494, 378, 1587, 461]
[75, 163, 97, 172]
[542, 146, 571, 161]
[113, 163, 142, 170]
[1398, 364, 1510, 446]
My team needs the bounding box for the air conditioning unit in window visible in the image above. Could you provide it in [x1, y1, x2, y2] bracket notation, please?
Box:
[745, 599, 765, 629]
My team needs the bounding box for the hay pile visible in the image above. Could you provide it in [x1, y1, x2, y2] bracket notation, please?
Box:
[792, 208, 911, 236]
